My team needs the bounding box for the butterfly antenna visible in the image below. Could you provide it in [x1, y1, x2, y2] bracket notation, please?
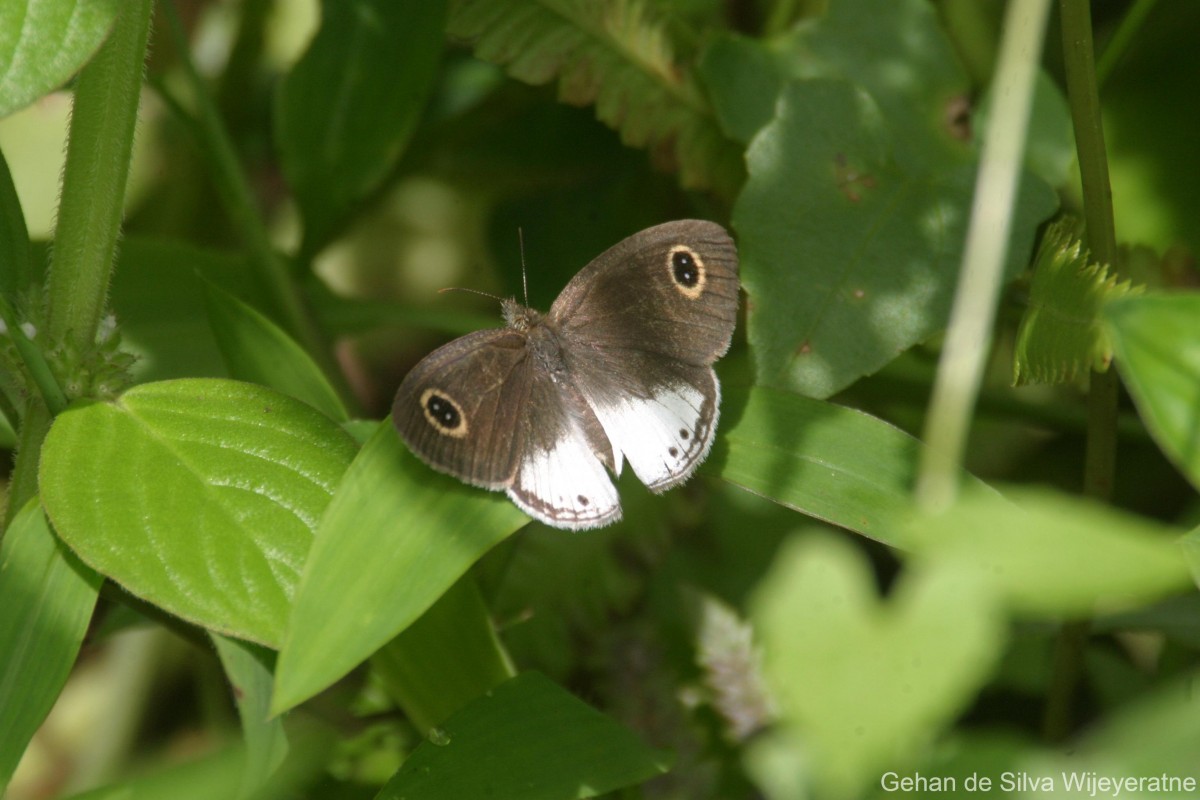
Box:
[518, 227, 530, 307]
[438, 286, 505, 303]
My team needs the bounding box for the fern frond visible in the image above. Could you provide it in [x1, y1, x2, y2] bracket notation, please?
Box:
[1013, 219, 1143, 386]
[448, 0, 743, 196]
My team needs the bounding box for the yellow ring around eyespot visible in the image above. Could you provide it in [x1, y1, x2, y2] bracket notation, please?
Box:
[667, 244, 706, 300]
[420, 388, 469, 438]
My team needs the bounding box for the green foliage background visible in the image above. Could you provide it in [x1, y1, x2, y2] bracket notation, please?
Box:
[2, 0, 1200, 798]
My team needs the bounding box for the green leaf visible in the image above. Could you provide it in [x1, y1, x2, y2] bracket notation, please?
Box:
[99, 237, 264, 382]
[0, 146, 33, 298]
[708, 386, 987, 548]
[697, 33, 784, 145]
[1013, 219, 1141, 386]
[377, 672, 669, 799]
[1014, 672, 1200, 783]
[910, 488, 1193, 616]
[62, 725, 335, 800]
[40, 379, 359, 646]
[0, 499, 101, 791]
[1105, 292, 1200, 491]
[736, 77, 1056, 398]
[734, 0, 1058, 398]
[211, 634, 288, 799]
[370, 577, 514, 733]
[0, 0, 120, 117]
[750, 533, 1004, 797]
[275, 0, 447, 255]
[273, 421, 526, 713]
[777, 0, 969, 165]
[204, 281, 348, 422]
[447, 0, 743, 197]
[976, 70, 1076, 189]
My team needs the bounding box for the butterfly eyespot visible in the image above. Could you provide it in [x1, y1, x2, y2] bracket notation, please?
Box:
[420, 388, 469, 438]
[667, 245, 706, 299]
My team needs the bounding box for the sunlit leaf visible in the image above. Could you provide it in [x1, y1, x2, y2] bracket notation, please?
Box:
[708, 386, 990, 548]
[0, 0, 120, 117]
[273, 421, 525, 713]
[40, 379, 359, 646]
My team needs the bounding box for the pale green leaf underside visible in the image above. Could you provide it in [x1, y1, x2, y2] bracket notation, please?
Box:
[910, 487, 1192, 616]
[39, 379, 359, 646]
[752, 534, 1003, 797]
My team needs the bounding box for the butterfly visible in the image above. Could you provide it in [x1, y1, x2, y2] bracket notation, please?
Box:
[392, 220, 739, 529]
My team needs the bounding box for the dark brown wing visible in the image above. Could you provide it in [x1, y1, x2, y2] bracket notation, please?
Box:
[547, 219, 739, 372]
[392, 329, 533, 489]
[391, 326, 624, 528]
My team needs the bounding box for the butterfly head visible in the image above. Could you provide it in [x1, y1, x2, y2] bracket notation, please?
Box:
[502, 298, 542, 331]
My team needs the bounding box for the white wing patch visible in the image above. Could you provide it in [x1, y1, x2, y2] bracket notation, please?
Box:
[508, 420, 621, 530]
[591, 370, 719, 493]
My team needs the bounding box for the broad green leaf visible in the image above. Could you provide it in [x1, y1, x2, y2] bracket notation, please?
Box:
[0, 0, 120, 117]
[1013, 219, 1141, 386]
[370, 577, 514, 733]
[778, 0, 969, 169]
[204, 281, 348, 422]
[0, 499, 101, 791]
[751, 533, 1004, 797]
[273, 421, 525, 713]
[708, 386, 986, 548]
[211, 634, 288, 799]
[276, 0, 447, 255]
[735, 0, 1057, 398]
[1105, 292, 1200, 491]
[377, 672, 669, 799]
[40, 379, 359, 646]
[447, 0, 743, 197]
[910, 488, 1193, 616]
[736, 78, 1056, 398]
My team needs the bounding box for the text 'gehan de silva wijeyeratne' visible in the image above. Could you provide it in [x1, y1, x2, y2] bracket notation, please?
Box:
[880, 770, 1197, 796]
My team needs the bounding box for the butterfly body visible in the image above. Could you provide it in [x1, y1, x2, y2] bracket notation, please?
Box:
[393, 220, 739, 530]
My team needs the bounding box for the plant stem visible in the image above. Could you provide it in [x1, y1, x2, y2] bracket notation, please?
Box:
[915, 0, 1052, 512]
[3, 0, 153, 533]
[1042, 0, 1122, 743]
[45, 0, 154, 352]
